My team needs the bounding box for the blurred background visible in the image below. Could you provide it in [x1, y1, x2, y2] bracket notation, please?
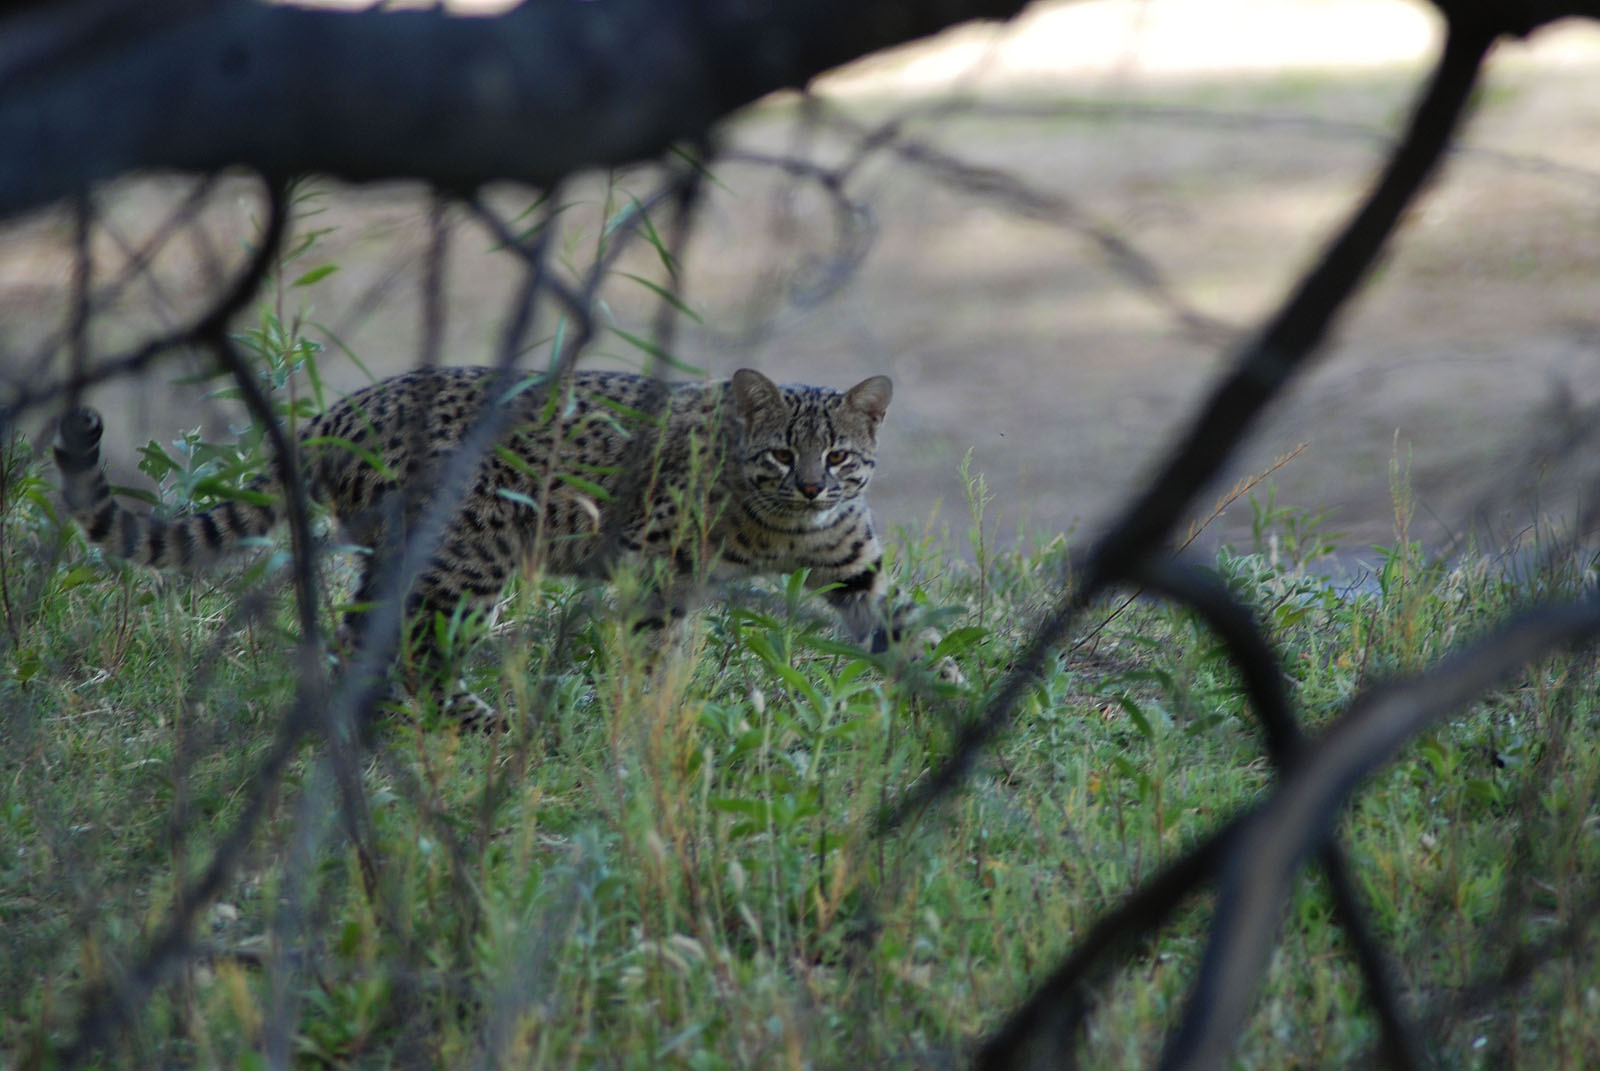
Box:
[6, 0, 1600, 563]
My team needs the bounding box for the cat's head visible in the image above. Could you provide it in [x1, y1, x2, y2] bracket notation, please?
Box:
[729, 368, 891, 514]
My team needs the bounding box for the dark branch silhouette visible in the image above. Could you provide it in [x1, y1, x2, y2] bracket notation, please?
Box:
[1165, 596, 1600, 1069]
[0, 0, 1033, 219]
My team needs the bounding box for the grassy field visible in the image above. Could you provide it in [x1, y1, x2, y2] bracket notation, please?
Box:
[6, 135, 1600, 1063]
[5, 393, 1600, 1068]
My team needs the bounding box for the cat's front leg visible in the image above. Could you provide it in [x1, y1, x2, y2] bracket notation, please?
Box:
[819, 559, 890, 653]
[819, 559, 967, 686]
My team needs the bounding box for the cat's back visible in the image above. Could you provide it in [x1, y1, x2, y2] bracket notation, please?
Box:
[296, 368, 725, 508]
[303, 367, 719, 452]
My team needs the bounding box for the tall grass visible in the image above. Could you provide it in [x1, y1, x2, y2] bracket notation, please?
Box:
[7, 398, 1600, 1067]
[7, 202, 1600, 1069]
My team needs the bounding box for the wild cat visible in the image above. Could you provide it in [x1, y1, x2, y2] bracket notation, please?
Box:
[53, 366, 906, 725]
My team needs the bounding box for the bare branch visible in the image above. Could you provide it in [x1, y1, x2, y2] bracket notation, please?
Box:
[885, 12, 1496, 829]
[0, 175, 287, 428]
[1134, 560, 1423, 1070]
[1164, 597, 1600, 1070]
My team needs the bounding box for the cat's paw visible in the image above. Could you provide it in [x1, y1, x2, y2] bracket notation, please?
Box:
[392, 678, 506, 732]
[933, 653, 967, 687]
[886, 602, 969, 687]
[438, 689, 506, 732]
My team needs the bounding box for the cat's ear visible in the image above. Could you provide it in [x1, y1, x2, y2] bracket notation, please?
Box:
[845, 375, 892, 424]
[731, 369, 782, 423]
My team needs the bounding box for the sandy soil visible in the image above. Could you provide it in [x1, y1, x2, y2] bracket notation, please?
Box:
[7, 0, 1600, 563]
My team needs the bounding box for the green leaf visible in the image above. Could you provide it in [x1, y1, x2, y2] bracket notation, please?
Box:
[308, 320, 378, 387]
[1274, 602, 1312, 628]
[766, 660, 824, 713]
[1118, 694, 1155, 740]
[13, 649, 42, 684]
[553, 471, 613, 501]
[1111, 754, 1151, 796]
[708, 796, 765, 819]
[668, 144, 731, 192]
[549, 315, 569, 370]
[489, 199, 573, 250]
[56, 566, 99, 592]
[1417, 740, 1450, 779]
[589, 394, 655, 429]
[188, 477, 276, 507]
[609, 327, 705, 377]
[929, 625, 989, 660]
[136, 440, 180, 482]
[291, 263, 339, 287]
[835, 659, 871, 687]
[656, 1023, 706, 1058]
[620, 273, 704, 324]
[188, 440, 243, 468]
[111, 484, 161, 507]
[337, 919, 362, 957]
[492, 444, 542, 478]
[497, 373, 555, 407]
[496, 488, 541, 511]
[300, 434, 398, 481]
[795, 633, 877, 661]
[170, 366, 233, 386]
[626, 196, 680, 279]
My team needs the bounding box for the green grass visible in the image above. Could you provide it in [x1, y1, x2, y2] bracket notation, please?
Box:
[4, 196, 1598, 1064]
[6, 418, 1600, 1069]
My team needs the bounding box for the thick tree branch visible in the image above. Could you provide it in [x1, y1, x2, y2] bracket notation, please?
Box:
[0, 0, 1032, 219]
[1161, 596, 1600, 1070]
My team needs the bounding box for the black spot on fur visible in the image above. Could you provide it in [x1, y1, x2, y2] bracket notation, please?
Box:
[145, 524, 167, 565]
[832, 566, 879, 594]
[87, 502, 116, 542]
[203, 509, 228, 549]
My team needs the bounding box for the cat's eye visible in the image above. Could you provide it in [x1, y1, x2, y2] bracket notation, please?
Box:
[769, 448, 795, 466]
[826, 449, 848, 466]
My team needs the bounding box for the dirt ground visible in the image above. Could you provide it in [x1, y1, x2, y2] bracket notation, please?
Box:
[7, 0, 1600, 564]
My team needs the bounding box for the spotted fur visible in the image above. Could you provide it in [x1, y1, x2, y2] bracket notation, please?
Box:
[54, 367, 895, 725]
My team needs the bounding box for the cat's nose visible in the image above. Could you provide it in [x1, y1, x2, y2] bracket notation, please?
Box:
[797, 480, 824, 499]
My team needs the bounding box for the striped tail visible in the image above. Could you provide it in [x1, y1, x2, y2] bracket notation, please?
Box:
[52, 407, 280, 568]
